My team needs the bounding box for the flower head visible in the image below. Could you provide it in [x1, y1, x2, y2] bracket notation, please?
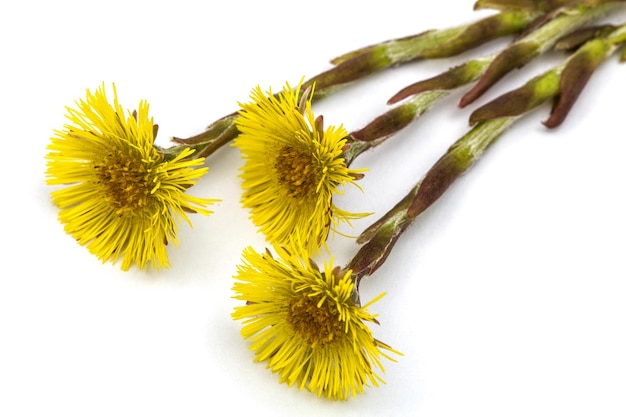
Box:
[46, 84, 217, 270]
[233, 81, 366, 255]
[232, 244, 398, 400]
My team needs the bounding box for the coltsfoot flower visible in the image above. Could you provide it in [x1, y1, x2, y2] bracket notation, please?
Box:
[46, 84, 217, 270]
[233, 81, 367, 255]
[232, 244, 399, 400]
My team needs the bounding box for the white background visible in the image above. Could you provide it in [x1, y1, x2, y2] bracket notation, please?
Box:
[1, 1, 625, 416]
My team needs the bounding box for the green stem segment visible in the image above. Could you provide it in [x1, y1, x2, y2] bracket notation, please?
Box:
[307, 9, 539, 98]
[475, 0, 626, 12]
[342, 90, 450, 166]
[341, 55, 495, 166]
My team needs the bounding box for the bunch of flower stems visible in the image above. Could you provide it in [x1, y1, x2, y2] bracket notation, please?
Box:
[173, 0, 626, 283]
[46, 0, 626, 401]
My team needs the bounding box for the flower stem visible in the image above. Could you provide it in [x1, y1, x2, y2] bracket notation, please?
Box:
[347, 116, 519, 283]
[168, 9, 540, 160]
[305, 9, 540, 99]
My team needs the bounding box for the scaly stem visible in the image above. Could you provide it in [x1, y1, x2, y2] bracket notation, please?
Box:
[167, 9, 540, 161]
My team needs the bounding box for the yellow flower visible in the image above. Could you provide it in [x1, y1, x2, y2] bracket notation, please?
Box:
[46, 84, 217, 270]
[233, 81, 367, 254]
[232, 244, 399, 400]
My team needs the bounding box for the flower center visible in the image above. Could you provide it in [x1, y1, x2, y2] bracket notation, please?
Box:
[275, 145, 318, 199]
[95, 149, 153, 215]
[287, 296, 344, 347]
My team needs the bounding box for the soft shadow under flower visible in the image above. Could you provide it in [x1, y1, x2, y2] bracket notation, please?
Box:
[233, 81, 367, 255]
[46, 84, 218, 270]
[231, 243, 399, 401]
